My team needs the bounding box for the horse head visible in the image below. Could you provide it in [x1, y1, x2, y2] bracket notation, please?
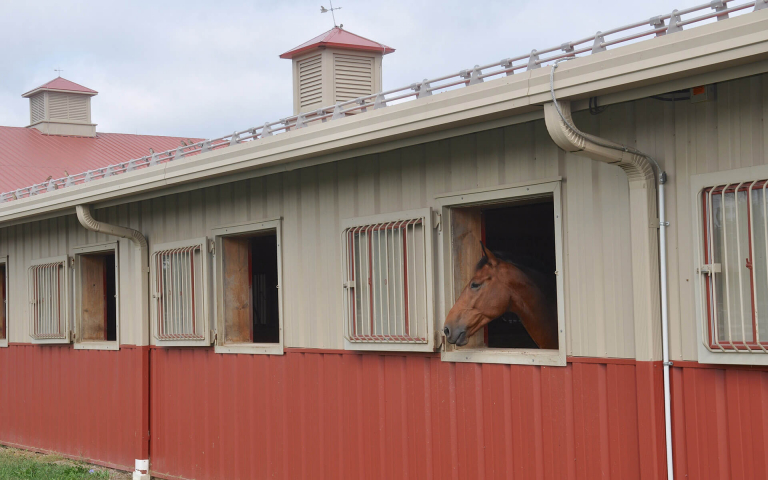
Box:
[443, 243, 558, 349]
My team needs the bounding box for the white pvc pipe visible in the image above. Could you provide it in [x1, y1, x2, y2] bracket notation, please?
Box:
[658, 177, 674, 480]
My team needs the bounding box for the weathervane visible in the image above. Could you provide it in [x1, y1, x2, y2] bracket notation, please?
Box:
[320, 1, 342, 28]
[54, 68, 64, 77]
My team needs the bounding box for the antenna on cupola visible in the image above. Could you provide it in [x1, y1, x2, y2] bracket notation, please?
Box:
[320, 1, 342, 27]
[54, 68, 64, 77]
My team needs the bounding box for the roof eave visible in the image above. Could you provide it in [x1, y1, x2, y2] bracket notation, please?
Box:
[22, 87, 99, 98]
[280, 43, 395, 59]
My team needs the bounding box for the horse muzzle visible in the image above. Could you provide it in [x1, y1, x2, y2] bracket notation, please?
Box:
[443, 325, 468, 346]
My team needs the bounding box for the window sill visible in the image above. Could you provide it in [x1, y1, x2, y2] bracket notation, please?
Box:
[442, 347, 566, 366]
[343, 339, 435, 353]
[74, 341, 119, 351]
[215, 343, 283, 355]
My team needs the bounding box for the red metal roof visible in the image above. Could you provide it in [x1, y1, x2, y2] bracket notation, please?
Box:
[0, 126, 201, 193]
[279, 27, 394, 59]
[22, 77, 98, 97]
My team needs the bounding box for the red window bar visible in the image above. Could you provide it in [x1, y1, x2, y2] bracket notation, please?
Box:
[701, 180, 768, 352]
[343, 218, 428, 343]
[152, 245, 204, 341]
[28, 262, 66, 340]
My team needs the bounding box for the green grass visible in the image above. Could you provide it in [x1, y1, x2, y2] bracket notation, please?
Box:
[0, 448, 111, 480]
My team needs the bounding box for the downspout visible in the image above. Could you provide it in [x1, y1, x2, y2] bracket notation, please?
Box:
[75, 205, 151, 480]
[544, 62, 673, 479]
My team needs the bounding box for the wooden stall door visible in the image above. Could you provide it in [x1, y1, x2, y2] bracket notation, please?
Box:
[222, 237, 253, 343]
[81, 255, 107, 341]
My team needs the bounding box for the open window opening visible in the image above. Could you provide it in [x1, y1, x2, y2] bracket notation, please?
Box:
[221, 232, 280, 344]
[441, 180, 564, 365]
[214, 220, 283, 354]
[75, 248, 118, 346]
[481, 201, 557, 349]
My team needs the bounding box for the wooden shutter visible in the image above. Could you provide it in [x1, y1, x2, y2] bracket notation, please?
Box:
[298, 54, 323, 110]
[450, 208, 485, 349]
[333, 54, 374, 103]
[80, 255, 107, 341]
[222, 237, 252, 343]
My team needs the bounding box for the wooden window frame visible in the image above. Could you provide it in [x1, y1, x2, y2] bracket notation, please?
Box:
[73, 242, 119, 351]
[28, 255, 70, 345]
[436, 179, 566, 366]
[150, 237, 211, 347]
[693, 165, 768, 365]
[0, 256, 8, 348]
[212, 219, 284, 355]
[341, 208, 436, 352]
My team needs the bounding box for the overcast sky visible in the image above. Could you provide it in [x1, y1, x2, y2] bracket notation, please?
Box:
[0, 0, 743, 139]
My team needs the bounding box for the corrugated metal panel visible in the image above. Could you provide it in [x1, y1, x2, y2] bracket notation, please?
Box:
[0, 116, 638, 355]
[0, 344, 147, 470]
[334, 53, 373, 103]
[149, 350, 665, 480]
[670, 363, 768, 478]
[0, 126, 202, 193]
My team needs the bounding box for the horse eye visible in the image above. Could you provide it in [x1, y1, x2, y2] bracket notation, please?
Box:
[470, 281, 482, 289]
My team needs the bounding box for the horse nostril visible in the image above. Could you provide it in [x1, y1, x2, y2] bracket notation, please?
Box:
[443, 326, 450, 336]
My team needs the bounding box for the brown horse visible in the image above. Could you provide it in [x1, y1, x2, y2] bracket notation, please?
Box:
[443, 244, 558, 349]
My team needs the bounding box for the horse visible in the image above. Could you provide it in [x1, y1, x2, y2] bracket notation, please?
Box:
[442, 244, 559, 349]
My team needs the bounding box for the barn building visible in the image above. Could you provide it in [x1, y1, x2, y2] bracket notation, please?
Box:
[1, 3, 768, 479]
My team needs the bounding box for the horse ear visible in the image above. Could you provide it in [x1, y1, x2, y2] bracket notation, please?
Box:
[479, 242, 499, 266]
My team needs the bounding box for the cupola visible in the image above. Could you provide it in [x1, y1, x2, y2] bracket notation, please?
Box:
[22, 77, 98, 137]
[280, 27, 394, 115]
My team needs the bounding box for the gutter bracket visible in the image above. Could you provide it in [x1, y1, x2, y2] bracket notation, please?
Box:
[667, 10, 684, 34]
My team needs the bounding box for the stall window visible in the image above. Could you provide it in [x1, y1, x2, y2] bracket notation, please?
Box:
[213, 220, 283, 354]
[699, 180, 768, 353]
[340, 208, 436, 352]
[74, 243, 118, 350]
[0, 257, 7, 347]
[438, 180, 565, 366]
[150, 238, 211, 347]
[28, 256, 70, 344]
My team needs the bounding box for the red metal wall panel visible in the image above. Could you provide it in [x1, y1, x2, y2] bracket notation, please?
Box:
[149, 349, 665, 480]
[670, 363, 768, 480]
[0, 344, 147, 470]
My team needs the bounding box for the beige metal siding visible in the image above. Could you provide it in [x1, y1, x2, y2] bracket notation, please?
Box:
[3, 73, 767, 358]
[298, 54, 323, 111]
[0, 117, 638, 356]
[333, 53, 374, 103]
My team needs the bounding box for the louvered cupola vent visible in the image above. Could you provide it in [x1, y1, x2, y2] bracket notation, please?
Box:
[298, 54, 323, 110]
[333, 53, 374, 103]
[22, 77, 98, 137]
[281, 27, 394, 115]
